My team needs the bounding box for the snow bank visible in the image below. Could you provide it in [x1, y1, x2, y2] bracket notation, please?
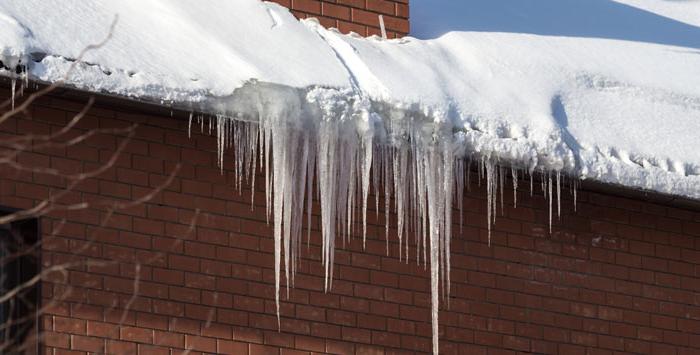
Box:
[2, 1, 700, 353]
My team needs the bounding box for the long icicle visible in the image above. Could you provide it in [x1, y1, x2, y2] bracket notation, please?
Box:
[203, 88, 581, 354]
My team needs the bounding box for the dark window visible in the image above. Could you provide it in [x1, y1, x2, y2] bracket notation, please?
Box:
[0, 210, 39, 354]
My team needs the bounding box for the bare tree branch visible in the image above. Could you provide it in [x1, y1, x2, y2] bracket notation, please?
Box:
[0, 15, 204, 354]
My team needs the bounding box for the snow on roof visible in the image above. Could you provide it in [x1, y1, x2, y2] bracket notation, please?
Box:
[2, 0, 699, 200]
[0, 0, 349, 100]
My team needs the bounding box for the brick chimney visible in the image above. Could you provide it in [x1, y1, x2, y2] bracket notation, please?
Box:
[269, 0, 409, 38]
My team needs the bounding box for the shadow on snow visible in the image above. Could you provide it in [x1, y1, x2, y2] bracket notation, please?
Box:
[411, 0, 700, 49]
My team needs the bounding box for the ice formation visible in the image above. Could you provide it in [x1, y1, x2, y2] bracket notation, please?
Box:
[190, 82, 572, 354]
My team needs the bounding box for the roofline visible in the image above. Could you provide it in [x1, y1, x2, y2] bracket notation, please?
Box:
[2, 77, 699, 212]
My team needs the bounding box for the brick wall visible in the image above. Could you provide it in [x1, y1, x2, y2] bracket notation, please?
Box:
[1, 86, 700, 355]
[269, 0, 410, 38]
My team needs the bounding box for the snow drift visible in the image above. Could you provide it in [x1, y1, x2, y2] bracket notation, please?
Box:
[2, 0, 700, 353]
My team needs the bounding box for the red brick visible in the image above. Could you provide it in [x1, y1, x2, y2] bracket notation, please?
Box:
[322, 3, 351, 20]
[250, 343, 280, 355]
[395, 2, 409, 18]
[44, 331, 70, 348]
[185, 334, 217, 352]
[138, 344, 170, 355]
[218, 339, 249, 354]
[292, 0, 321, 14]
[106, 340, 137, 354]
[71, 335, 104, 352]
[154, 330, 184, 348]
[351, 8, 382, 27]
[55, 316, 86, 334]
[337, 19, 366, 36]
[366, 0, 395, 15]
[7, 51, 700, 355]
[120, 326, 153, 343]
[169, 254, 200, 272]
[337, 0, 364, 8]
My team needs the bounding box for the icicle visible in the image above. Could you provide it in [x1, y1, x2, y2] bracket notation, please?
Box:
[548, 171, 553, 234]
[306, 146, 315, 246]
[373, 147, 381, 220]
[541, 168, 547, 196]
[511, 168, 518, 208]
[499, 166, 504, 215]
[264, 126, 272, 224]
[556, 170, 561, 218]
[443, 143, 453, 307]
[21, 71, 28, 95]
[430, 230, 440, 355]
[188, 112, 193, 138]
[360, 134, 372, 249]
[384, 148, 391, 246]
[193, 85, 595, 355]
[10, 78, 16, 110]
[456, 159, 465, 235]
[485, 159, 497, 246]
[216, 116, 226, 172]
